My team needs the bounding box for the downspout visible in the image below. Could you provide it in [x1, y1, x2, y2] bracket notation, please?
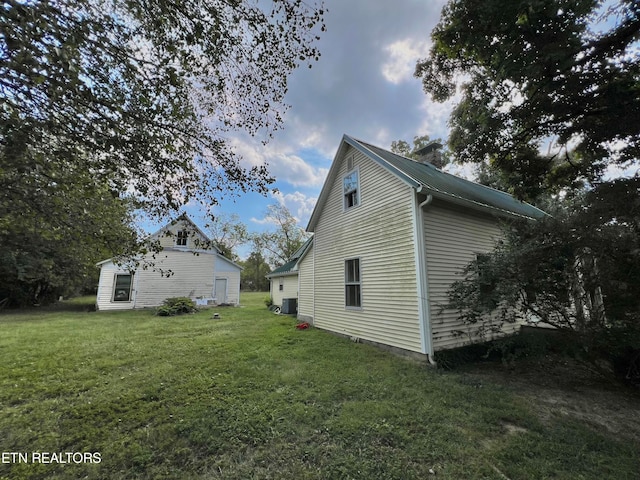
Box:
[414, 189, 437, 366]
[296, 264, 300, 319]
[312, 239, 315, 325]
[132, 265, 141, 309]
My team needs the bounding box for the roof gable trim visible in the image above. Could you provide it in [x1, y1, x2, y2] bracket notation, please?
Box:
[343, 135, 421, 189]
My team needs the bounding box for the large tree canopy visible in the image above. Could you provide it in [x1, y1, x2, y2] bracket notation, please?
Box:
[253, 203, 308, 267]
[1, 0, 325, 218]
[417, 0, 640, 377]
[0, 157, 138, 305]
[0, 0, 324, 305]
[415, 0, 639, 200]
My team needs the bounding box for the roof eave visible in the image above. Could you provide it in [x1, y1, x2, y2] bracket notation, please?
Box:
[265, 270, 299, 279]
[417, 185, 546, 220]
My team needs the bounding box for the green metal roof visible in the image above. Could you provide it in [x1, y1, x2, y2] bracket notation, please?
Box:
[266, 236, 313, 278]
[266, 258, 298, 277]
[354, 137, 547, 220]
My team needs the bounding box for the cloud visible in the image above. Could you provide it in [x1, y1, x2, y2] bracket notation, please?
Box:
[271, 190, 318, 225]
[381, 39, 431, 85]
[442, 162, 478, 182]
[219, 0, 452, 238]
[416, 95, 457, 142]
[250, 190, 317, 227]
[259, 0, 449, 157]
[267, 153, 329, 187]
[228, 135, 329, 188]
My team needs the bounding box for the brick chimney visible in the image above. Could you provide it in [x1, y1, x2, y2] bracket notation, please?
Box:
[414, 141, 444, 168]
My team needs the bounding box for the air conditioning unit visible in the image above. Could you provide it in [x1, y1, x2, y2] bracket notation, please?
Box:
[281, 298, 298, 315]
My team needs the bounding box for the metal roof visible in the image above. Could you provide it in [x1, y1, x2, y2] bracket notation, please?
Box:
[307, 135, 547, 231]
[265, 236, 313, 278]
[356, 139, 547, 219]
[266, 258, 299, 277]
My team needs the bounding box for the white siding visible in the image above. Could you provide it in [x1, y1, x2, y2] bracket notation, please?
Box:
[297, 246, 314, 322]
[214, 256, 241, 305]
[96, 261, 136, 311]
[97, 215, 243, 310]
[133, 251, 216, 308]
[423, 202, 519, 351]
[97, 251, 241, 310]
[152, 218, 208, 250]
[313, 146, 422, 352]
[270, 275, 298, 307]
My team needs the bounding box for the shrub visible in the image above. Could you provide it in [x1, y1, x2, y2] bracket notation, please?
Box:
[156, 297, 198, 316]
[264, 295, 273, 308]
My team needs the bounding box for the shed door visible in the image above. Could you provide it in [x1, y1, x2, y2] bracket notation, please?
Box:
[215, 278, 228, 303]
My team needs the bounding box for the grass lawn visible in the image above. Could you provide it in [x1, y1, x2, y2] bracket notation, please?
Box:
[0, 292, 638, 479]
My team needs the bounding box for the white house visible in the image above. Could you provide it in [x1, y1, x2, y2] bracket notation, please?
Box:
[266, 237, 313, 313]
[299, 135, 546, 361]
[96, 215, 242, 311]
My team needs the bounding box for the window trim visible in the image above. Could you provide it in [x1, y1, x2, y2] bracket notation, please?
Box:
[344, 257, 362, 310]
[342, 167, 360, 212]
[112, 273, 133, 303]
[279, 277, 284, 291]
[176, 229, 188, 247]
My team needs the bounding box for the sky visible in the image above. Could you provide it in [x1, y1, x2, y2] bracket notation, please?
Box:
[139, 0, 638, 260]
[143, 0, 455, 257]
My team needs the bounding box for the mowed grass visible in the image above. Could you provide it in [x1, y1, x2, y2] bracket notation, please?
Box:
[0, 293, 638, 479]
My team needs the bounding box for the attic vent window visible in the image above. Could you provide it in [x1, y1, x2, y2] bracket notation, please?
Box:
[347, 155, 354, 171]
[343, 168, 360, 210]
[176, 230, 188, 246]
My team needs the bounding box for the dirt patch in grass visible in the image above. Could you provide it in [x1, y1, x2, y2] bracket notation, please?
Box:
[459, 354, 640, 443]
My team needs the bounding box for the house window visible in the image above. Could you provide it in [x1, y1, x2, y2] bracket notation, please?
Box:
[343, 169, 360, 210]
[113, 274, 133, 302]
[345, 258, 361, 308]
[279, 278, 284, 291]
[476, 253, 497, 308]
[176, 230, 188, 246]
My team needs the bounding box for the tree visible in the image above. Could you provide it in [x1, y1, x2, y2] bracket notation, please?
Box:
[415, 0, 640, 201]
[207, 213, 249, 261]
[253, 203, 309, 267]
[446, 179, 640, 378]
[417, 0, 640, 378]
[1, 0, 325, 221]
[239, 249, 271, 292]
[1, 1, 324, 304]
[0, 159, 138, 306]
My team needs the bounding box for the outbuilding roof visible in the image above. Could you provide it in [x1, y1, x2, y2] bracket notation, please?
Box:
[266, 258, 299, 277]
[265, 236, 313, 278]
[307, 135, 546, 231]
